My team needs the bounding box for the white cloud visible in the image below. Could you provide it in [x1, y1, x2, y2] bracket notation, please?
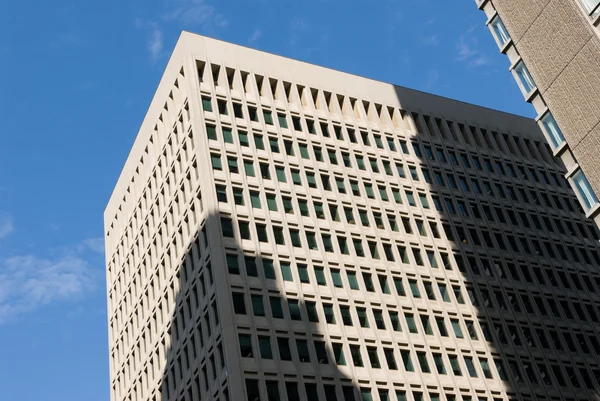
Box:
[420, 34, 440, 47]
[456, 37, 477, 61]
[82, 237, 105, 254]
[289, 17, 309, 46]
[136, 0, 226, 60]
[424, 69, 440, 90]
[164, 0, 228, 29]
[455, 30, 490, 68]
[0, 212, 12, 239]
[248, 28, 262, 44]
[135, 19, 164, 61]
[148, 23, 164, 60]
[0, 253, 97, 322]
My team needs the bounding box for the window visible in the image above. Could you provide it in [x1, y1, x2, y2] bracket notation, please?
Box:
[324, 303, 336, 324]
[347, 271, 360, 290]
[464, 357, 478, 377]
[239, 334, 253, 357]
[221, 218, 234, 237]
[401, 350, 414, 371]
[580, 0, 600, 15]
[250, 191, 261, 208]
[514, 61, 536, 94]
[246, 379, 260, 401]
[296, 340, 310, 362]
[305, 384, 319, 401]
[331, 269, 343, 288]
[266, 381, 280, 401]
[350, 345, 364, 367]
[417, 352, 430, 373]
[306, 302, 319, 322]
[227, 156, 239, 174]
[281, 263, 293, 282]
[540, 112, 565, 149]
[409, 280, 421, 298]
[433, 354, 446, 374]
[263, 110, 273, 125]
[269, 137, 280, 153]
[259, 336, 273, 359]
[223, 127, 233, 143]
[267, 194, 278, 211]
[245, 256, 257, 276]
[315, 342, 328, 364]
[449, 355, 462, 376]
[489, 15, 510, 46]
[260, 163, 271, 179]
[201, 96, 213, 112]
[217, 99, 228, 115]
[211, 153, 222, 170]
[216, 185, 227, 202]
[270, 296, 283, 318]
[315, 267, 327, 285]
[333, 343, 346, 365]
[572, 169, 599, 210]
[278, 113, 288, 128]
[251, 295, 265, 316]
[389, 311, 401, 331]
[340, 305, 353, 325]
[244, 160, 255, 177]
[406, 313, 418, 333]
[232, 292, 246, 314]
[292, 116, 302, 131]
[374, 309, 385, 329]
[367, 347, 381, 368]
[480, 358, 493, 379]
[451, 319, 464, 338]
[277, 338, 292, 360]
[227, 254, 239, 274]
[263, 259, 276, 279]
[384, 348, 398, 370]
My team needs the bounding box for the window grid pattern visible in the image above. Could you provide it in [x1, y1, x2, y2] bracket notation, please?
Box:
[105, 42, 600, 401]
[199, 57, 600, 401]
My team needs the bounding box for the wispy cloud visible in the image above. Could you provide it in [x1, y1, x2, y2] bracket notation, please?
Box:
[420, 34, 440, 47]
[424, 69, 441, 90]
[0, 252, 97, 322]
[248, 28, 262, 44]
[163, 0, 228, 29]
[135, 18, 164, 61]
[0, 229, 102, 322]
[289, 17, 309, 46]
[455, 25, 491, 68]
[148, 23, 164, 61]
[82, 237, 105, 254]
[136, 0, 227, 60]
[0, 212, 12, 239]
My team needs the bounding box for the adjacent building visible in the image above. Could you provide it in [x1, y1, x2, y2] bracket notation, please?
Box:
[105, 32, 600, 401]
[475, 0, 600, 228]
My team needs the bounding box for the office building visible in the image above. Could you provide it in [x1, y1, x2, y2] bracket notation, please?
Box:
[475, 0, 600, 228]
[104, 32, 600, 401]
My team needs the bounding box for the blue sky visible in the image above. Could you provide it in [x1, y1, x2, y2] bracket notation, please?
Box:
[0, 0, 533, 400]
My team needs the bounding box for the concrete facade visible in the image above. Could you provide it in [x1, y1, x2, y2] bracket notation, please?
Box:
[476, 0, 600, 227]
[105, 32, 600, 401]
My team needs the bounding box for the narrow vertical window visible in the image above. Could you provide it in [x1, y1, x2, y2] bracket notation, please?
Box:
[580, 0, 600, 15]
[540, 112, 565, 149]
[490, 15, 510, 46]
[514, 61, 536, 94]
[572, 169, 599, 210]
